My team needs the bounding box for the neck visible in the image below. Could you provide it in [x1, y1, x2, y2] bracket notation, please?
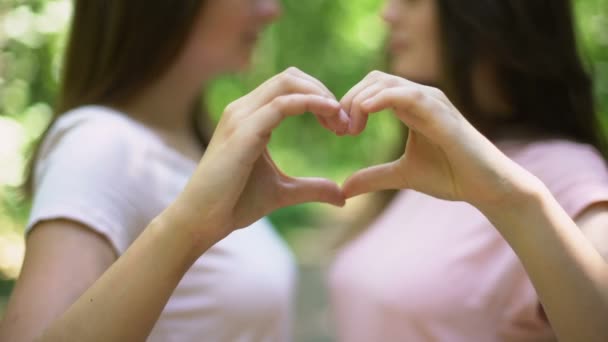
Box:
[115, 64, 215, 160]
[118, 58, 215, 137]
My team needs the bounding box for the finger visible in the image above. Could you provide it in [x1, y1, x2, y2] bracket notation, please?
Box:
[339, 71, 383, 115]
[316, 115, 332, 131]
[286, 68, 335, 99]
[235, 70, 323, 114]
[220, 96, 341, 169]
[247, 68, 331, 107]
[361, 86, 450, 138]
[250, 94, 343, 137]
[313, 107, 350, 136]
[314, 112, 350, 136]
[342, 161, 405, 198]
[280, 177, 346, 207]
[347, 83, 386, 135]
[244, 69, 349, 134]
[287, 70, 349, 134]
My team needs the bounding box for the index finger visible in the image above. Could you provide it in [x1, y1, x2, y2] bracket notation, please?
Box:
[243, 68, 333, 110]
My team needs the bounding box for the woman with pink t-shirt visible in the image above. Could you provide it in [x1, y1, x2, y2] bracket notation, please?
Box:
[330, 0, 608, 341]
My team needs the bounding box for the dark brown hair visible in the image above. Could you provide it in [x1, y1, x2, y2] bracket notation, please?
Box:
[335, 0, 607, 247]
[438, 0, 606, 155]
[25, 0, 209, 194]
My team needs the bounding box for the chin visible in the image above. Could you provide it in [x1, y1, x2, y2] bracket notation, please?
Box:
[217, 58, 252, 75]
[391, 62, 437, 87]
[230, 51, 255, 72]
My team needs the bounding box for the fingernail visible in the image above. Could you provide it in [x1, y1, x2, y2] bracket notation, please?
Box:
[339, 109, 349, 124]
[332, 198, 346, 207]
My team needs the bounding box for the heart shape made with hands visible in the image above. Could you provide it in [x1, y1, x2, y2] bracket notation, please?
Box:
[226, 68, 486, 230]
[287, 70, 475, 205]
[258, 72, 435, 205]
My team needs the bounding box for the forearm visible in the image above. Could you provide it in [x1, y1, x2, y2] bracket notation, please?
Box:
[482, 184, 608, 342]
[37, 212, 222, 342]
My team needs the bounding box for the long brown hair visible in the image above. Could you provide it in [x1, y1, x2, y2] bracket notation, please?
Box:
[438, 0, 607, 156]
[25, 0, 209, 195]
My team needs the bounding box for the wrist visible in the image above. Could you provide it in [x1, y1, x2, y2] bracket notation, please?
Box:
[476, 172, 550, 225]
[476, 175, 558, 248]
[156, 202, 230, 258]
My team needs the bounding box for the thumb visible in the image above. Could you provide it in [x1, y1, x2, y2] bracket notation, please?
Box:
[280, 177, 346, 207]
[342, 161, 405, 198]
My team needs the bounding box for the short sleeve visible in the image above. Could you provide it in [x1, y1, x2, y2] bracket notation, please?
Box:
[513, 140, 608, 218]
[27, 109, 153, 254]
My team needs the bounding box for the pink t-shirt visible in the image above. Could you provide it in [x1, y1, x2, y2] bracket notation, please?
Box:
[329, 139, 608, 342]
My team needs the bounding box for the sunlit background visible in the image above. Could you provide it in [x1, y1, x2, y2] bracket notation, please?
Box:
[0, 0, 607, 340]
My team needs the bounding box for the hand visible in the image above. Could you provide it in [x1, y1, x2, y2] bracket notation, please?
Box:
[170, 68, 349, 240]
[340, 71, 538, 209]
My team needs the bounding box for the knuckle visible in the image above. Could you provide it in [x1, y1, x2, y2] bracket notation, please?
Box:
[277, 72, 290, 84]
[277, 72, 297, 90]
[352, 92, 367, 108]
[427, 86, 445, 99]
[224, 101, 238, 116]
[271, 95, 291, 109]
[409, 88, 426, 101]
[369, 70, 383, 78]
[285, 66, 301, 75]
[384, 76, 401, 87]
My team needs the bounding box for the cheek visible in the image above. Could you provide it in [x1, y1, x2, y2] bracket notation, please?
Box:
[200, 12, 249, 50]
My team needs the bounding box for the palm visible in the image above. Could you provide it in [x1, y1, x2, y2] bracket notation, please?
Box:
[400, 123, 530, 208]
[399, 130, 460, 201]
[232, 150, 283, 228]
[232, 147, 344, 229]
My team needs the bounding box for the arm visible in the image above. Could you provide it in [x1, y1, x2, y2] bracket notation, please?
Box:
[0, 215, 220, 342]
[0, 220, 117, 342]
[577, 203, 608, 262]
[340, 70, 608, 342]
[483, 184, 608, 342]
[36, 213, 220, 341]
[0, 68, 347, 342]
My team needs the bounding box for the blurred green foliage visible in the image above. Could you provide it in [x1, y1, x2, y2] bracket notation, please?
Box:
[0, 0, 607, 280]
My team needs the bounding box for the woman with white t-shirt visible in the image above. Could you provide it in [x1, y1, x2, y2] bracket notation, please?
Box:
[0, 1, 349, 341]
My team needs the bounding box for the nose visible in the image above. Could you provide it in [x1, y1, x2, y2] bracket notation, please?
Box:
[381, 0, 399, 25]
[256, 0, 282, 23]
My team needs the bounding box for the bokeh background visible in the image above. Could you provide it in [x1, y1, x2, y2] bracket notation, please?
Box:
[0, 0, 606, 340]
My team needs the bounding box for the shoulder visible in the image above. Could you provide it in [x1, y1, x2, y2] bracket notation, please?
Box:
[510, 138, 604, 164]
[28, 107, 162, 253]
[502, 138, 608, 216]
[40, 106, 156, 162]
[503, 138, 607, 178]
[34, 106, 163, 184]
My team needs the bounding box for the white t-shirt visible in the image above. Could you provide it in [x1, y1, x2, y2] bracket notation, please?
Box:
[27, 106, 296, 342]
